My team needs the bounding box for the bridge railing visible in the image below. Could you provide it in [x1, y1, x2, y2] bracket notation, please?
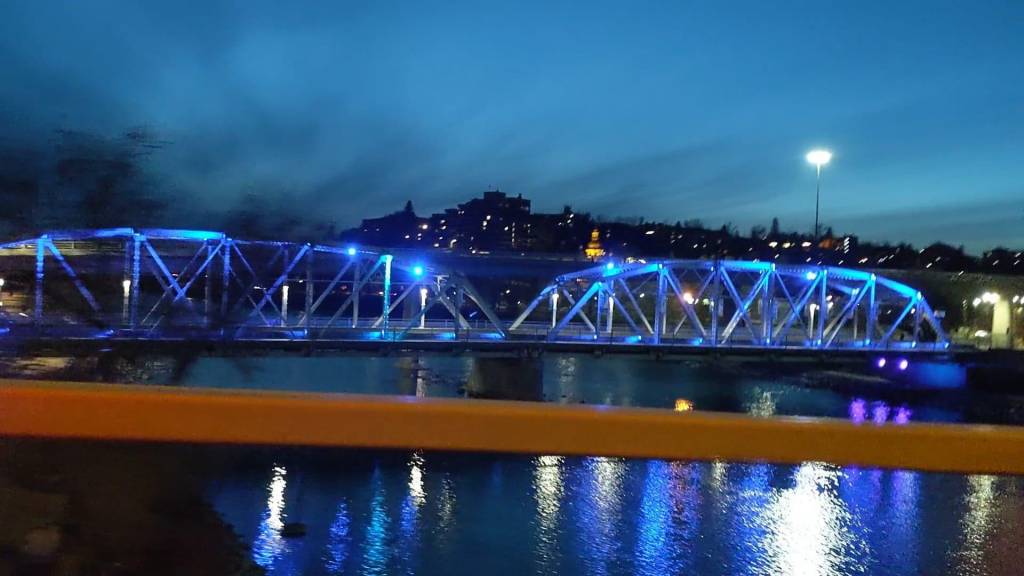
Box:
[0, 379, 1019, 475]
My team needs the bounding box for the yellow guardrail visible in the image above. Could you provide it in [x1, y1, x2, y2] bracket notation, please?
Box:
[1, 379, 1022, 475]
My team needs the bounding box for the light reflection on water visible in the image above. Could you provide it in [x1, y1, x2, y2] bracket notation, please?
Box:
[209, 454, 1024, 576]
[533, 455, 564, 574]
[252, 465, 290, 569]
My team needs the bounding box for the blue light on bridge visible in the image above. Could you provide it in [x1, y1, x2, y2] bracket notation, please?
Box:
[897, 358, 909, 371]
[412, 265, 424, 277]
[876, 357, 887, 368]
[346, 246, 357, 256]
[805, 271, 818, 281]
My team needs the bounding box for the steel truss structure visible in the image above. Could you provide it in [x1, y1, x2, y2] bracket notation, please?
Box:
[0, 229, 948, 350]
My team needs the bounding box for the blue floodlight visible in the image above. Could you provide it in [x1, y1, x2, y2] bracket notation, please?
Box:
[805, 271, 818, 281]
[605, 262, 615, 270]
[413, 265, 424, 277]
[346, 246, 357, 256]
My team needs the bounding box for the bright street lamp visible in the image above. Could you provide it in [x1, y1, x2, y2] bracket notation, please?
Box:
[806, 149, 833, 242]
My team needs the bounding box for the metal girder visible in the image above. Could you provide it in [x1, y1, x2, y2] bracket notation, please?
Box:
[548, 281, 603, 340]
[0, 228, 950, 351]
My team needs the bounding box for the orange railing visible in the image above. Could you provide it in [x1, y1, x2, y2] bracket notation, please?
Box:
[2, 379, 1022, 475]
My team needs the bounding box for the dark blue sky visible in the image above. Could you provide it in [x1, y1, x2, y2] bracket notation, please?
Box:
[2, 1, 1022, 251]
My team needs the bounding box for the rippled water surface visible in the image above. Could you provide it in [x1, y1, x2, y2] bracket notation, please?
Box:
[183, 354, 1024, 576]
[6, 353, 1024, 574]
[212, 451, 1024, 576]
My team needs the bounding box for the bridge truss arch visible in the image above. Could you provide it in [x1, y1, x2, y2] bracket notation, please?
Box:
[0, 229, 947, 351]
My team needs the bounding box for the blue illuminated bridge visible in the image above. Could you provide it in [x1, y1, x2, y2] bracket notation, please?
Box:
[0, 229, 949, 355]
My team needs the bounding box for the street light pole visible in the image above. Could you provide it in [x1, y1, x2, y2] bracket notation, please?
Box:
[806, 149, 833, 243]
[815, 163, 822, 241]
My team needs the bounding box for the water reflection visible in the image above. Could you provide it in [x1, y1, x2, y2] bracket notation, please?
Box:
[758, 463, 859, 576]
[211, 455, 1023, 576]
[409, 452, 426, 507]
[323, 501, 350, 573]
[253, 466, 290, 569]
[361, 469, 389, 575]
[532, 456, 564, 573]
[747, 389, 778, 417]
[635, 460, 700, 575]
[957, 475, 997, 574]
[578, 457, 627, 576]
[635, 460, 672, 575]
[850, 398, 913, 425]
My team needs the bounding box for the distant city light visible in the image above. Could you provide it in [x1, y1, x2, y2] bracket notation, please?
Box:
[876, 357, 886, 368]
[674, 398, 694, 412]
[806, 149, 833, 167]
[682, 291, 695, 305]
[981, 291, 1000, 304]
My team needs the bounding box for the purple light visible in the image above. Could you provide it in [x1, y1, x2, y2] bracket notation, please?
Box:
[876, 357, 887, 369]
[893, 407, 912, 425]
[872, 403, 890, 425]
[897, 358, 909, 371]
[849, 399, 867, 424]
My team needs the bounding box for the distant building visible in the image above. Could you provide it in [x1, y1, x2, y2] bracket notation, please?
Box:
[349, 200, 428, 247]
[426, 190, 533, 252]
[584, 228, 605, 259]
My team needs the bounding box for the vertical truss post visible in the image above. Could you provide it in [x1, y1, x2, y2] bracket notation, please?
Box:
[220, 239, 232, 323]
[762, 268, 775, 345]
[595, 286, 606, 338]
[551, 290, 558, 329]
[816, 269, 827, 346]
[281, 247, 289, 326]
[606, 284, 615, 334]
[352, 260, 361, 328]
[304, 249, 313, 331]
[710, 264, 721, 346]
[867, 274, 877, 346]
[381, 255, 392, 335]
[456, 283, 465, 337]
[653, 268, 667, 344]
[33, 237, 44, 322]
[913, 292, 922, 343]
[203, 242, 213, 327]
[129, 234, 141, 329]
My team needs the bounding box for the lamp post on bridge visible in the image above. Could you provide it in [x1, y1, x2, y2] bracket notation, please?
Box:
[806, 149, 833, 242]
